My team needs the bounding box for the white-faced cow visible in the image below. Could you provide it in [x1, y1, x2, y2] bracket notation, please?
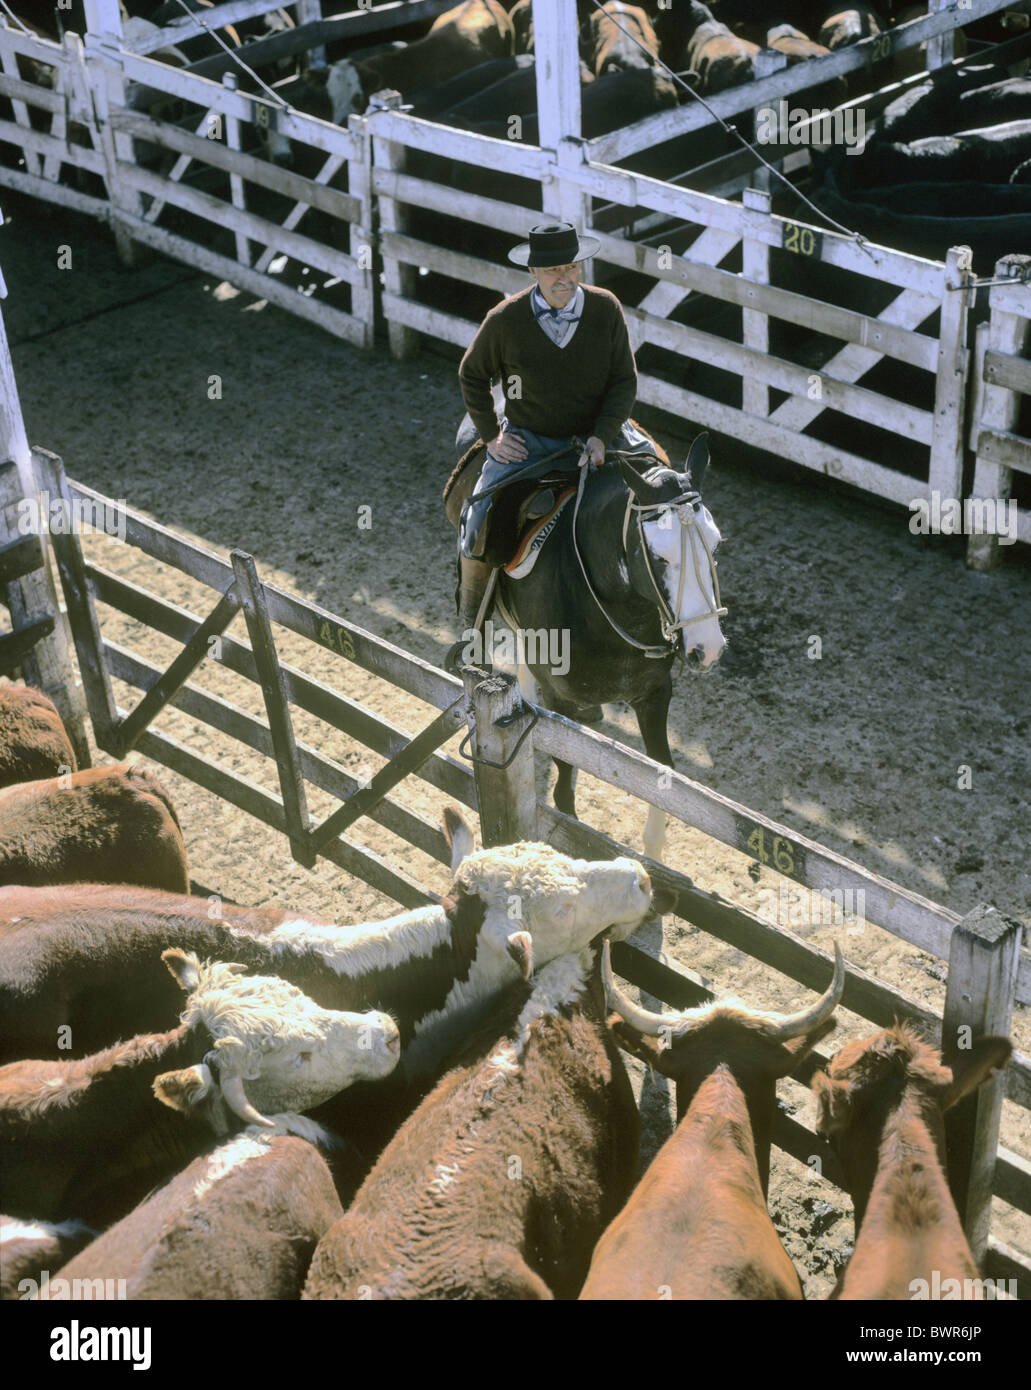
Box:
[812, 1023, 1012, 1300]
[0, 949, 398, 1227]
[579, 941, 844, 1299]
[0, 763, 189, 893]
[0, 812, 655, 1183]
[303, 943, 640, 1300]
[0, 685, 76, 790]
[0, 808, 654, 1068]
[51, 1117, 343, 1301]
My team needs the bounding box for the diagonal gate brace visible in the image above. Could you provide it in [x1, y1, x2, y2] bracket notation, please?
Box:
[310, 695, 467, 854]
[231, 550, 315, 868]
[115, 582, 242, 755]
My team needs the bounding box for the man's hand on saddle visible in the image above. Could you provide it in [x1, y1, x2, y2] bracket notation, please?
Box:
[490, 430, 529, 464]
[584, 436, 605, 468]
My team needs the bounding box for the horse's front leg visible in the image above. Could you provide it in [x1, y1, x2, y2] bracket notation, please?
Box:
[631, 680, 674, 862]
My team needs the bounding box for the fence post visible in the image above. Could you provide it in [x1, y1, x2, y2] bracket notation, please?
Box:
[533, 0, 592, 271]
[926, 0, 956, 71]
[370, 91, 419, 361]
[347, 112, 376, 350]
[941, 904, 1021, 1264]
[0, 262, 90, 764]
[751, 49, 787, 196]
[31, 448, 119, 755]
[927, 244, 974, 510]
[967, 255, 1030, 571]
[461, 668, 537, 847]
[741, 187, 771, 419]
[295, 0, 326, 70]
[83, 0, 142, 267]
[222, 73, 250, 268]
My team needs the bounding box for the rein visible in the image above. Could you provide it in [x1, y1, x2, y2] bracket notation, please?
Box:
[570, 450, 727, 660]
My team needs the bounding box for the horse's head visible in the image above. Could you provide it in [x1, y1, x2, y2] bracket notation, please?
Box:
[618, 434, 727, 670]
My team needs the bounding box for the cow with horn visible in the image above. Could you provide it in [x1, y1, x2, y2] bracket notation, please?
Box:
[580, 941, 845, 1299]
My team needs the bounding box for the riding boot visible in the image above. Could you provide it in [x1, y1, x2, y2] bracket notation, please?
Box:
[444, 556, 494, 675]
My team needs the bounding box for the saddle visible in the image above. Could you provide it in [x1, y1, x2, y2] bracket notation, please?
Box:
[443, 421, 668, 571]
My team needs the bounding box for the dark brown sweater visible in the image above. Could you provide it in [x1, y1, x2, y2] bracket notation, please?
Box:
[458, 284, 638, 446]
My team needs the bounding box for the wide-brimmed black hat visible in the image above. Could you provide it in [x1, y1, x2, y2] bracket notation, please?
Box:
[508, 222, 601, 268]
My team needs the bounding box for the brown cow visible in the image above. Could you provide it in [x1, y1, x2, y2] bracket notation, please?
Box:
[812, 1023, 1012, 1300]
[0, 816, 655, 1073]
[579, 941, 843, 1299]
[326, 0, 514, 121]
[680, 2, 759, 95]
[817, 2, 882, 50]
[1, 1215, 96, 1300]
[0, 764, 188, 893]
[53, 1121, 343, 1301]
[303, 944, 640, 1300]
[0, 949, 399, 1227]
[584, 2, 660, 76]
[0, 685, 76, 790]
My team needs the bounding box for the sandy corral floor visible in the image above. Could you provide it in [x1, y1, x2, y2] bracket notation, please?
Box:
[2, 189, 1029, 1298]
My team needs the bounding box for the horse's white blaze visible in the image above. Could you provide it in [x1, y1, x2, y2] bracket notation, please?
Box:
[643, 504, 726, 669]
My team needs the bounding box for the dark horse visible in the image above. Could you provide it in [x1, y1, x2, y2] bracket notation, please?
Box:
[446, 424, 727, 860]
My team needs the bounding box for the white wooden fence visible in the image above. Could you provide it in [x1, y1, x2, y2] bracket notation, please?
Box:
[967, 256, 1031, 569]
[1, 0, 1028, 549]
[0, 0, 375, 344]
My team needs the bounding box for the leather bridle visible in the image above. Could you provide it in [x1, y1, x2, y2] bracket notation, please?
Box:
[571, 452, 727, 661]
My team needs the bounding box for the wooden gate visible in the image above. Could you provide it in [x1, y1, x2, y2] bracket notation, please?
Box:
[33, 445, 480, 905]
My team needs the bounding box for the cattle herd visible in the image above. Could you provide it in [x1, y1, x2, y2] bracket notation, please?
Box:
[0, 682, 1014, 1299]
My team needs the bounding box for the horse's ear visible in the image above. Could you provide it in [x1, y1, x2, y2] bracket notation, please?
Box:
[685, 433, 709, 492]
[618, 456, 666, 503]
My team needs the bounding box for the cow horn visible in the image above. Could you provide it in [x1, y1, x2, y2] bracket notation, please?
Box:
[763, 942, 845, 1040]
[602, 938, 679, 1038]
[219, 1072, 275, 1129]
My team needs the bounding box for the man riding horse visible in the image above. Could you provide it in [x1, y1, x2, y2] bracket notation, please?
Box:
[447, 221, 655, 673]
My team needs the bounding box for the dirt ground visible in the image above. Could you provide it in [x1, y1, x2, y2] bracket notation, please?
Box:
[2, 189, 1029, 1299]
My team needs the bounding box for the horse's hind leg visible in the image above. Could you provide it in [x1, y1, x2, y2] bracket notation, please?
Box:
[631, 680, 674, 862]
